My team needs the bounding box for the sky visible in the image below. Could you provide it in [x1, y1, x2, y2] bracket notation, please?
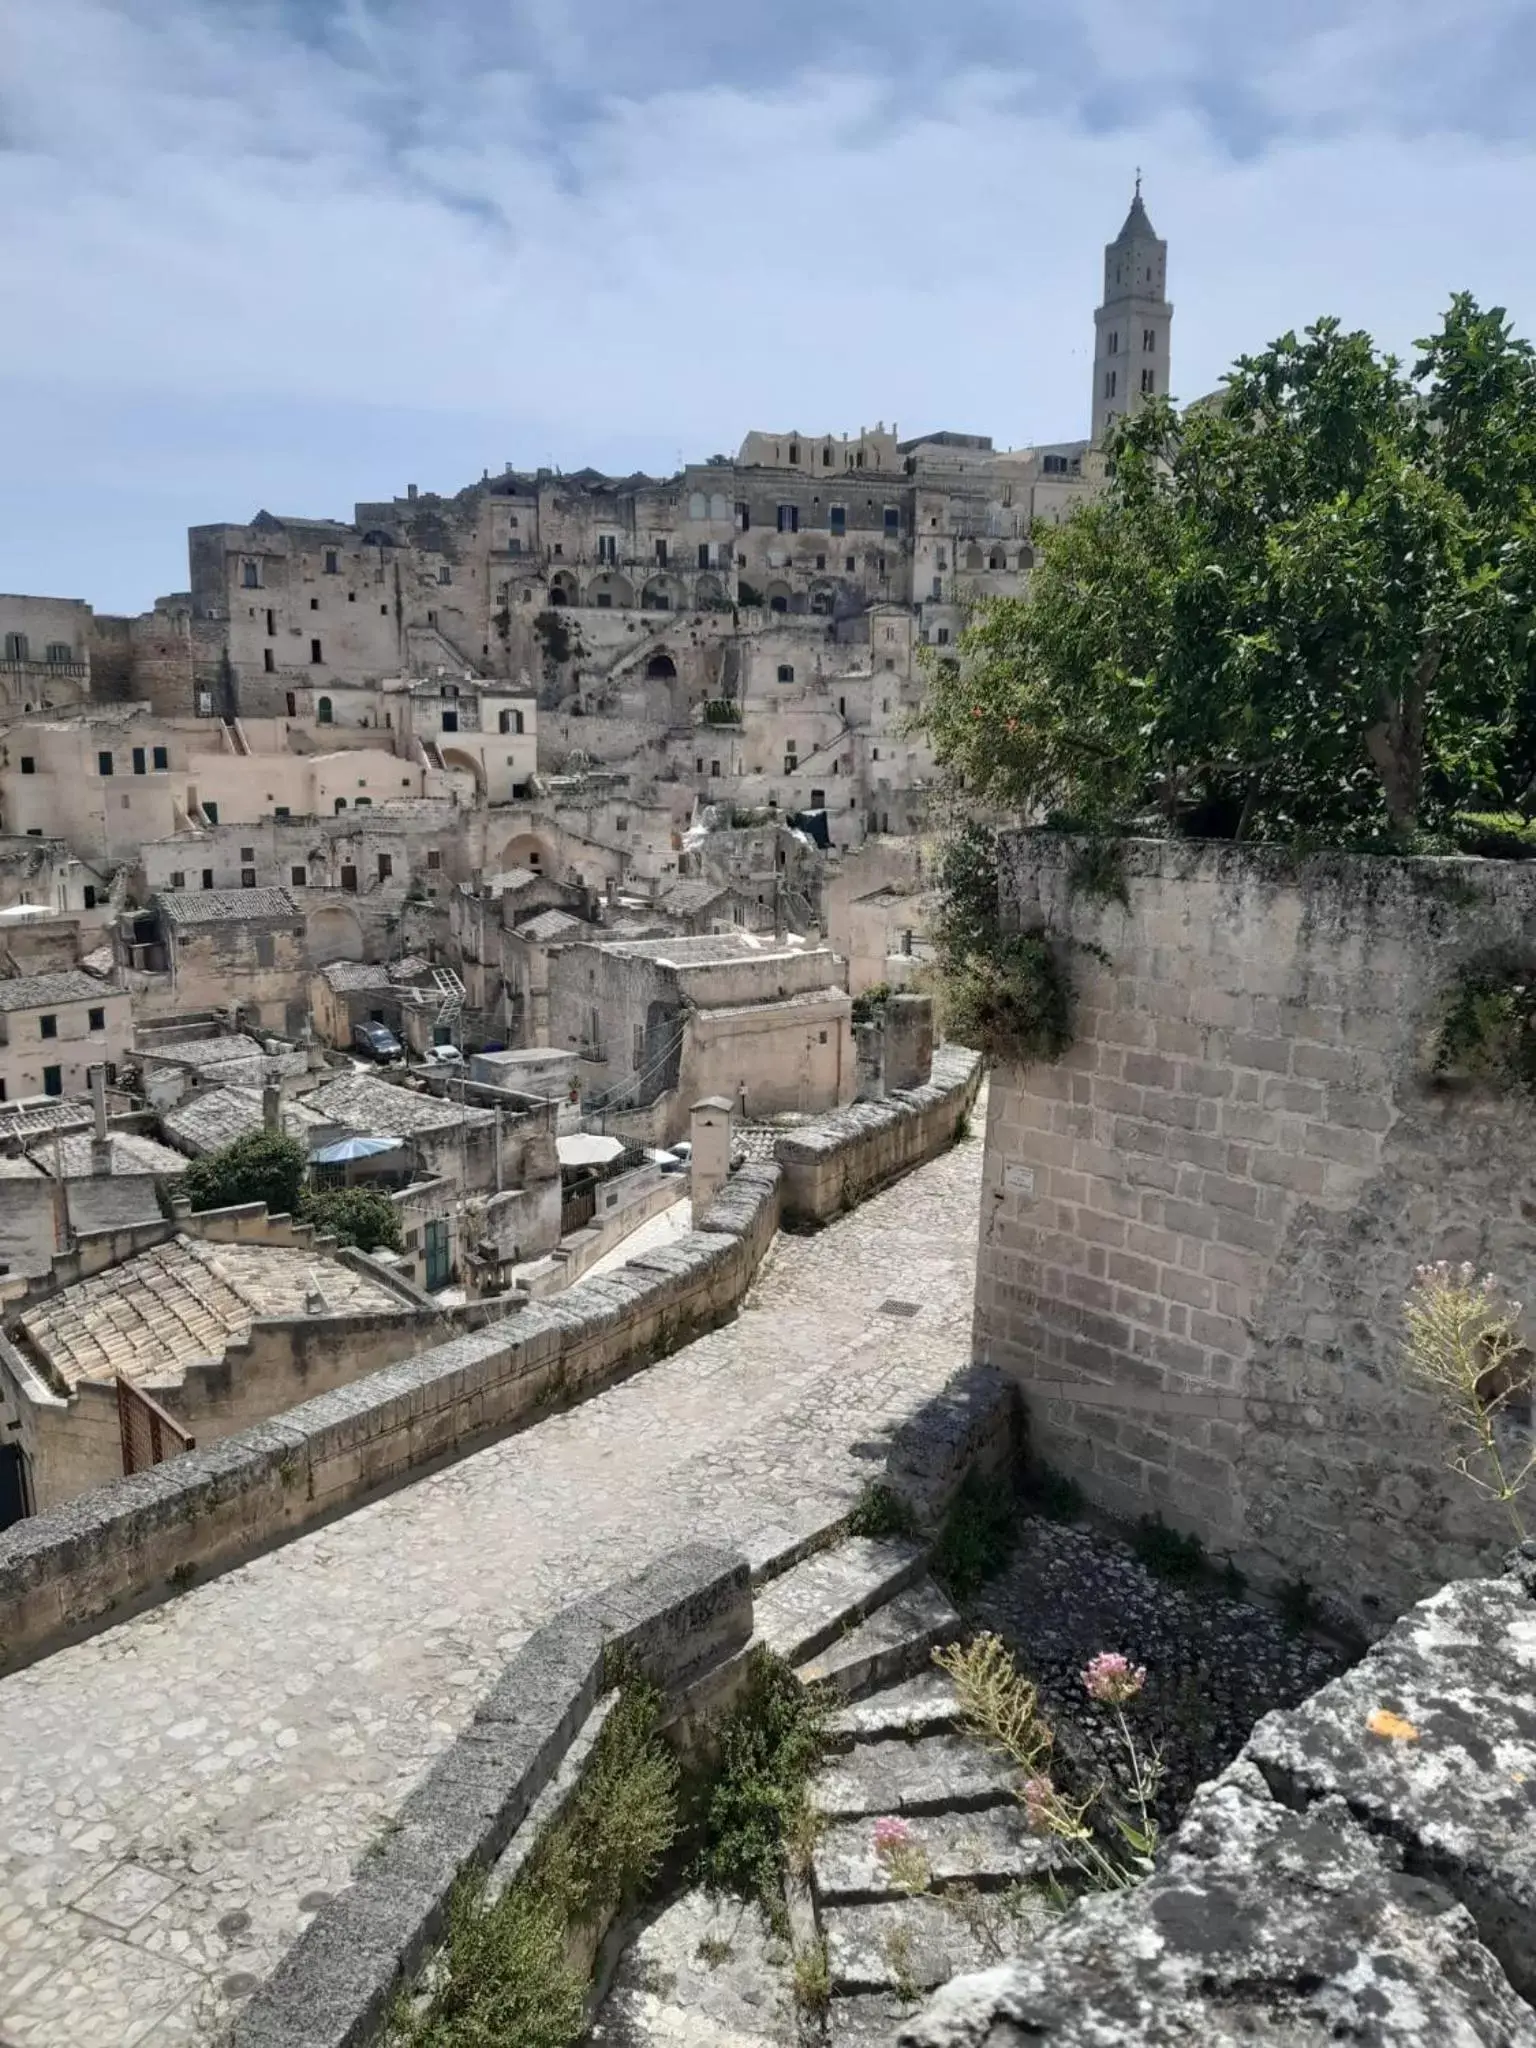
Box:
[5, 0, 1536, 615]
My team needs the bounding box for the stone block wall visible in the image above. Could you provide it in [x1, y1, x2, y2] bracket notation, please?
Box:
[777, 1043, 981, 1225]
[977, 835, 1536, 1625]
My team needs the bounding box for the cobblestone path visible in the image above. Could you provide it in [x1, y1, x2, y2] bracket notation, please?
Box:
[0, 1108, 985, 2047]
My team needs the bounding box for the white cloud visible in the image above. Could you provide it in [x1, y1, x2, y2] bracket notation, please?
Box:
[4, 0, 1536, 611]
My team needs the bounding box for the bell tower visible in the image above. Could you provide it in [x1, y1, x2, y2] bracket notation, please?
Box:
[1091, 176, 1172, 448]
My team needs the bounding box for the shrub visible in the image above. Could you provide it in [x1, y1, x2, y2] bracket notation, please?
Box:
[693, 1649, 828, 1914]
[183, 1130, 307, 1218]
[850, 982, 893, 1025]
[1131, 1513, 1207, 1586]
[1067, 836, 1129, 907]
[1025, 1464, 1085, 1522]
[932, 1469, 1019, 1602]
[1432, 957, 1536, 1096]
[1276, 1575, 1321, 1637]
[933, 825, 1074, 1064]
[846, 1481, 918, 1540]
[302, 1187, 403, 1254]
[1400, 1260, 1534, 1539]
[1449, 811, 1536, 859]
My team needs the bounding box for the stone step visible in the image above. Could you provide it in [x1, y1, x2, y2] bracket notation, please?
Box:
[812, 1805, 1054, 1907]
[826, 1991, 917, 2047]
[822, 1890, 1048, 1996]
[751, 1536, 927, 1669]
[589, 1889, 798, 2047]
[811, 1733, 1020, 1821]
[827, 1672, 961, 1751]
[795, 1579, 960, 1701]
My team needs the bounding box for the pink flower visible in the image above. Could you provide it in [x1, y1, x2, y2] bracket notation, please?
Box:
[1082, 1651, 1146, 1704]
[873, 1816, 912, 1852]
[1021, 1777, 1054, 1833]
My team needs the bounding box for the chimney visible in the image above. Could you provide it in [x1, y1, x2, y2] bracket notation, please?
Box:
[89, 1063, 108, 1141]
[263, 1082, 282, 1133]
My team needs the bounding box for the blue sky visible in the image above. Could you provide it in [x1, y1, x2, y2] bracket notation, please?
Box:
[5, 0, 1536, 614]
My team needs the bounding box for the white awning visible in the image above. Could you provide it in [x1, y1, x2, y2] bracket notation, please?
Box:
[557, 1133, 626, 1168]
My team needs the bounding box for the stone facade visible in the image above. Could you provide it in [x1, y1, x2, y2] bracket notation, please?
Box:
[976, 834, 1536, 1627]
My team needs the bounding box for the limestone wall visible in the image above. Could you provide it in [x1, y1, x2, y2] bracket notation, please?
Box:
[976, 834, 1536, 1626]
[905, 1546, 1536, 2046]
[779, 1043, 981, 1226]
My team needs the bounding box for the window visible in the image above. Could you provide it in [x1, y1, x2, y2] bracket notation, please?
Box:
[1141, 367, 1155, 395]
[710, 760, 721, 777]
[815, 553, 826, 571]
[310, 638, 323, 664]
[375, 853, 393, 882]
[309, 597, 319, 611]
[39, 1013, 57, 1039]
[263, 649, 275, 673]
[1144, 327, 1157, 352]
[441, 709, 458, 733]
[936, 627, 951, 646]
[150, 744, 168, 772]
[777, 664, 794, 683]
[1105, 370, 1117, 399]
[203, 800, 218, 824]
[698, 541, 710, 569]
[1108, 330, 1119, 355]
[341, 864, 358, 892]
[42, 1064, 61, 1098]
[3, 632, 29, 661]
[274, 805, 290, 820]
[266, 609, 276, 635]
[788, 443, 800, 464]
[438, 564, 451, 584]
[498, 708, 524, 734]
[86, 1004, 107, 1033]
[291, 865, 306, 886]
[170, 870, 185, 889]
[19, 756, 34, 775]
[735, 503, 750, 532]
[653, 539, 668, 566]
[46, 641, 72, 665]
[255, 932, 274, 969]
[883, 507, 899, 535]
[552, 542, 563, 557]
[931, 577, 942, 599]
[695, 757, 704, 774]
[324, 548, 339, 574]
[776, 504, 799, 533]
[202, 869, 214, 888]
[98, 751, 114, 777]
[83, 885, 97, 910]
[845, 555, 856, 572]
[885, 656, 895, 670]
[241, 560, 260, 588]
[317, 696, 333, 724]
[426, 848, 441, 870]
[810, 788, 826, 808]
[241, 867, 256, 887]
[615, 815, 628, 833]
[132, 747, 146, 775]
[597, 534, 617, 562]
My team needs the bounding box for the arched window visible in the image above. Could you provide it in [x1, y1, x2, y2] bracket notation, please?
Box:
[317, 696, 333, 724]
[688, 492, 706, 519]
[777, 664, 794, 683]
[334, 797, 347, 812]
[1019, 544, 1036, 570]
[965, 543, 984, 571]
[770, 596, 788, 614]
[988, 549, 1006, 570]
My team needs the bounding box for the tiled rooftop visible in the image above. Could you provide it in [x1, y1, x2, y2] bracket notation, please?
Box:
[516, 909, 585, 943]
[656, 878, 730, 916]
[160, 1085, 334, 1157]
[157, 887, 299, 925]
[30, 1130, 189, 1178]
[304, 1072, 496, 1135]
[0, 970, 117, 1013]
[319, 961, 391, 992]
[18, 1235, 411, 1393]
[0, 1099, 94, 1141]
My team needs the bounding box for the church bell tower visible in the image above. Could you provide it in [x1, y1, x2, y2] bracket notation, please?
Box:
[1091, 177, 1172, 448]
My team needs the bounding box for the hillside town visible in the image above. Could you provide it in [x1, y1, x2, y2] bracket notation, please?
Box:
[0, 195, 1169, 1530]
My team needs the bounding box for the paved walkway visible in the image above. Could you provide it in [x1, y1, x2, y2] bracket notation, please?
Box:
[0, 1107, 986, 2047]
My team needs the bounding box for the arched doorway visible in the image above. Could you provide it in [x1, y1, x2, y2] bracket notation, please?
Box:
[308, 903, 366, 963]
[646, 652, 678, 680]
[499, 831, 557, 874]
[548, 571, 579, 606]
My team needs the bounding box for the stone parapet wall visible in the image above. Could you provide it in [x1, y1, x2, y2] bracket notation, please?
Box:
[904, 1547, 1536, 2047]
[0, 1046, 978, 1671]
[777, 1044, 981, 1226]
[977, 834, 1536, 1625]
[231, 1543, 754, 2048]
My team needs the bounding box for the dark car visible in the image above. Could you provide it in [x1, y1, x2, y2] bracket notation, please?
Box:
[352, 1021, 403, 1062]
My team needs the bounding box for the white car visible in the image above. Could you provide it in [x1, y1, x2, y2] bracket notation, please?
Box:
[422, 1044, 463, 1064]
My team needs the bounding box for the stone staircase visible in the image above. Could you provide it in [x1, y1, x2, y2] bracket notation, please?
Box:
[591, 1526, 1047, 2048]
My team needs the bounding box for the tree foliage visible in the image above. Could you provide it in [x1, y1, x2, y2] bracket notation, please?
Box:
[183, 1130, 308, 1218]
[920, 298, 1536, 844]
[303, 1187, 403, 1254]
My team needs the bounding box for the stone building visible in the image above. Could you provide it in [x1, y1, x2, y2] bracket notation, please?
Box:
[0, 970, 131, 1103]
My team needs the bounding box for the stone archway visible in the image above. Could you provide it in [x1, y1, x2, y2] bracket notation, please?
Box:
[308, 902, 366, 963]
[440, 745, 487, 799]
[499, 831, 557, 875]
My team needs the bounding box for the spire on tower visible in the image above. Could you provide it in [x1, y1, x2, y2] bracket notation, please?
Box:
[1113, 177, 1156, 244]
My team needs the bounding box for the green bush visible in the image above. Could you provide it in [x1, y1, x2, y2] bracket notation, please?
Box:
[1433, 956, 1536, 1095]
[1132, 1513, 1208, 1586]
[1276, 1575, 1321, 1637]
[183, 1130, 307, 1218]
[932, 1468, 1019, 1602]
[1449, 811, 1536, 859]
[933, 824, 1074, 1063]
[846, 1481, 917, 1540]
[850, 982, 893, 1025]
[1025, 1464, 1085, 1522]
[303, 1187, 403, 1254]
[693, 1649, 828, 1912]
[393, 1683, 677, 2048]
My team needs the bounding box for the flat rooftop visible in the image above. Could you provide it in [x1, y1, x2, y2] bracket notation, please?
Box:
[17, 1235, 410, 1394]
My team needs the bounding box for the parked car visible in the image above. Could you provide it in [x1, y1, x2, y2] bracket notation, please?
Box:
[352, 1021, 403, 1062]
[422, 1043, 463, 1065]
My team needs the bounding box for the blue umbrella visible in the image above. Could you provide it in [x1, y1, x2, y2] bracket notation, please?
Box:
[311, 1135, 403, 1164]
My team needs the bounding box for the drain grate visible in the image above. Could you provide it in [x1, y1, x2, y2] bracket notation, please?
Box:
[878, 1299, 922, 1319]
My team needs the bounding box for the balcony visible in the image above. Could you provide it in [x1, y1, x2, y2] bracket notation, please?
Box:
[0, 659, 88, 682]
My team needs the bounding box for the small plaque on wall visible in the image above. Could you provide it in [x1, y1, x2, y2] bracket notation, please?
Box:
[1004, 1162, 1036, 1195]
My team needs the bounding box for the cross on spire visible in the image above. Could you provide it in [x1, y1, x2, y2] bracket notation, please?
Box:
[1135, 166, 1142, 197]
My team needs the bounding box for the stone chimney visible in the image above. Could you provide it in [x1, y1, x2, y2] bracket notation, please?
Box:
[689, 1097, 732, 1227]
[262, 1082, 283, 1133]
[89, 1063, 108, 1142]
